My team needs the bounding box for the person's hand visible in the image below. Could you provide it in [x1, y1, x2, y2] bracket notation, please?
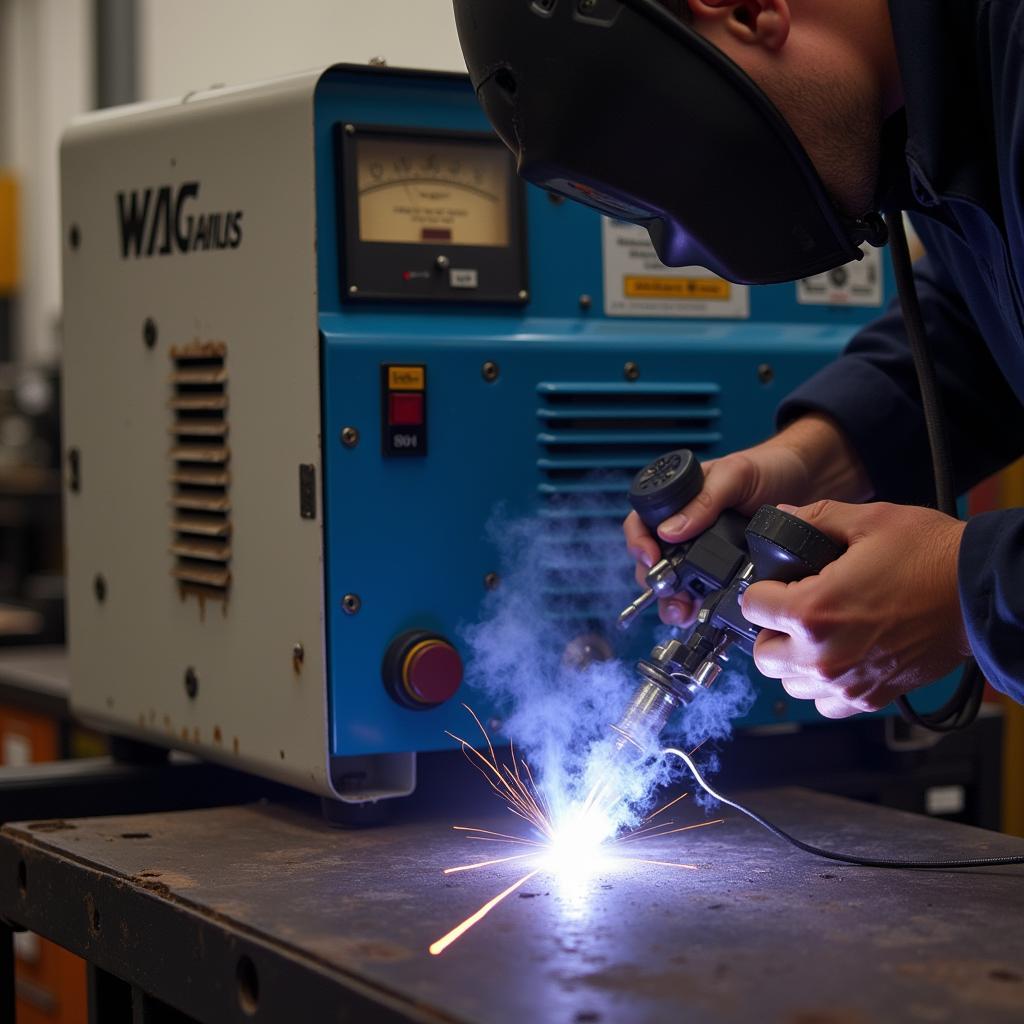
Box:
[623, 414, 872, 626]
[742, 500, 970, 719]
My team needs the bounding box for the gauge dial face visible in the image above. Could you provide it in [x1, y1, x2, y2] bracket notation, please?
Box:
[356, 136, 511, 247]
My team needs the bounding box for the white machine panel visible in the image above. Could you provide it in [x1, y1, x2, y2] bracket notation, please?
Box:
[61, 73, 336, 795]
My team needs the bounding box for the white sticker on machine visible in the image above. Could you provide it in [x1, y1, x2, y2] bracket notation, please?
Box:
[797, 245, 884, 307]
[602, 218, 750, 320]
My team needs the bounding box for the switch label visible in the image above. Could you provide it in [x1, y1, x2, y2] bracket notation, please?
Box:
[450, 268, 479, 289]
[388, 366, 425, 390]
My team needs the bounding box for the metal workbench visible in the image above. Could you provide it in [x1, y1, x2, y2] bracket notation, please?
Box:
[0, 787, 1020, 1023]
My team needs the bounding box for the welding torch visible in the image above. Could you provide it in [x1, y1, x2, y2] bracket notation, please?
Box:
[611, 450, 846, 755]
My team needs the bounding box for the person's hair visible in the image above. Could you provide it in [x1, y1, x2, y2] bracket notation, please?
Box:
[653, 0, 694, 22]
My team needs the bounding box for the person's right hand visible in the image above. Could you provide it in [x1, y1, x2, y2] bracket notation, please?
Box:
[622, 413, 873, 627]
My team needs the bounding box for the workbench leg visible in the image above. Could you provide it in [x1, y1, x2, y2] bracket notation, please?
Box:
[87, 967, 199, 1023]
[131, 986, 199, 1023]
[0, 923, 14, 1024]
[87, 964, 132, 1023]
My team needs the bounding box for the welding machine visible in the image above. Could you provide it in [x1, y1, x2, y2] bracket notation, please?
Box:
[61, 64, 905, 804]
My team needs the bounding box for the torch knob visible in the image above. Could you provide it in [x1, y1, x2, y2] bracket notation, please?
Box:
[628, 449, 705, 534]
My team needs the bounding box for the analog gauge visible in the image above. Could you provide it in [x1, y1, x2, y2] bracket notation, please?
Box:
[356, 136, 511, 247]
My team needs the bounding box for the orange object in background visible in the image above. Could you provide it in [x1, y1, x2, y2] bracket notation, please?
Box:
[0, 173, 18, 296]
[969, 457, 1024, 837]
[0, 707, 87, 1024]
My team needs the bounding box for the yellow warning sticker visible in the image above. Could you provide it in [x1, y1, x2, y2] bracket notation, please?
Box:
[602, 220, 749, 319]
[624, 276, 731, 301]
[388, 366, 425, 391]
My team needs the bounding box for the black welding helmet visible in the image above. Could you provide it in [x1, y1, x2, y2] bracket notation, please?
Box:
[452, 0, 887, 285]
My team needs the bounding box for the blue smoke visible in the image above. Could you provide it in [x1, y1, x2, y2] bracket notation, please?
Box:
[460, 503, 756, 827]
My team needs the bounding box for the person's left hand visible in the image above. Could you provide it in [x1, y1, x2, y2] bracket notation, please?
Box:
[741, 500, 971, 719]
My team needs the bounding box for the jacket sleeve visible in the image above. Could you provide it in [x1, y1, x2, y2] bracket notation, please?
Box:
[777, 246, 1024, 702]
[776, 249, 1024, 506]
[960, 510, 1024, 703]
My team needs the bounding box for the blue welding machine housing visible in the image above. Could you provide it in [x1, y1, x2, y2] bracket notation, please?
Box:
[313, 69, 957, 762]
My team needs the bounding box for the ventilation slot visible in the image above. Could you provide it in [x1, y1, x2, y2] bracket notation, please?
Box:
[536, 381, 722, 512]
[535, 381, 721, 625]
[170, 342, 231, 601]
[534, 531, 632, 626]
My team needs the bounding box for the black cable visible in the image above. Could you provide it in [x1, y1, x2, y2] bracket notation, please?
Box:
[664, 748, 1024, 869]
[885, 212, 986, 732]
[887, 213, 956, 514]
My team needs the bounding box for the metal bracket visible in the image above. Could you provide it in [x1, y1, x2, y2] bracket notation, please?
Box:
[329, 752, 416, 804]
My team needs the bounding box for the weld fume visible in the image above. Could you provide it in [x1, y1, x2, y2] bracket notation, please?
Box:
[461, 503, 755, 828]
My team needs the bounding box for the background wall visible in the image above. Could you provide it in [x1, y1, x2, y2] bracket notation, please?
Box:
[0, 0, 464, 368]
[139, 0, 465, 101]
[0, 0, 93, 367]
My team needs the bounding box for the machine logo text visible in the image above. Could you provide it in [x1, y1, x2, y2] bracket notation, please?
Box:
[117, 182, 244, 259]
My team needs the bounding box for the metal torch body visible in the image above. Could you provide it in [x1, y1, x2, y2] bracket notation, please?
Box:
[612, 450, 846, 753]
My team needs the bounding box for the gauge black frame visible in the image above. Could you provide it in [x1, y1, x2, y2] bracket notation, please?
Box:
[336, 122, 529, 305]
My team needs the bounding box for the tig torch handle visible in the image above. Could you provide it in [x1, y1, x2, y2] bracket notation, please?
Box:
[744, 505, 847, 584]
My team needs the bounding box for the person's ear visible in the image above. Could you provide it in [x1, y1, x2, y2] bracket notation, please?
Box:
[685, 0, 791, 52]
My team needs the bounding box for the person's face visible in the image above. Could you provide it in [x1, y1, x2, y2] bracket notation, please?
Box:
[680, 0, 898, 217]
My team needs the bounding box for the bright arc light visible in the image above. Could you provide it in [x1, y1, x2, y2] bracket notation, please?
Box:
[542, 806, 616, 876]
[430, 709, 721, 956]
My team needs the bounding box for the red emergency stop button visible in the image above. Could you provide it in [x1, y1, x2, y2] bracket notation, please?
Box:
[382, 630, 463, 709]
[403, 639, 462, 705]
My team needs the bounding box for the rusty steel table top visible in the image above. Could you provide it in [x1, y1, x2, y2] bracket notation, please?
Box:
[1, 787, 1022, 1023]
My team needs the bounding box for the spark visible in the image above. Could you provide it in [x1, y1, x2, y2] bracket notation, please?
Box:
[444, 852, 540, 875]
[612, 819, 683, 843]
[643, 790, 690, 823]
[615, 858, 699, 871]
[453, 826, 546, 845]
[615, 819, 725, 845]
[429, 868, 542, 956]
[430, 709, 726, 956]
[647, 819, 725, 838]
[464, 836, 541, 846]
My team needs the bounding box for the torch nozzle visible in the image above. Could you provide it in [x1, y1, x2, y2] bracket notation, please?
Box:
[578, 677, 680, 826]
[610, 677, 679, 756]
[617, 589, 656, 631]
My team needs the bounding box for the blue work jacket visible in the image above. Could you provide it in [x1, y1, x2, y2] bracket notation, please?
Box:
[778, 0, 1024, 703]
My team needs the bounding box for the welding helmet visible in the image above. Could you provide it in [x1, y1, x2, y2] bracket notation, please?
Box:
[452, 0, 887, 285]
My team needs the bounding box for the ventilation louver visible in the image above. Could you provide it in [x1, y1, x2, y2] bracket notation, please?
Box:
[535, 381, 722, 625]
[536, 381, 721, 507]
[169, 341, 231, 602]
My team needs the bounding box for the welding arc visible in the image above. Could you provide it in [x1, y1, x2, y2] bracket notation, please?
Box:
[663, 748, 1024, 869]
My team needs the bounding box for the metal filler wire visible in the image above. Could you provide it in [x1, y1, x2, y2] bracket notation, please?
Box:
[663, 747, 1024, 869]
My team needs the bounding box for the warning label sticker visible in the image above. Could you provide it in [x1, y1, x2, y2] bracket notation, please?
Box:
[602, 219, 750, 320]
[797, 245, 884, 307]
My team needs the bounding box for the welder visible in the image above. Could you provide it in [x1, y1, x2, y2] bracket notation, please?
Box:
[454, 0, 1024, 724]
